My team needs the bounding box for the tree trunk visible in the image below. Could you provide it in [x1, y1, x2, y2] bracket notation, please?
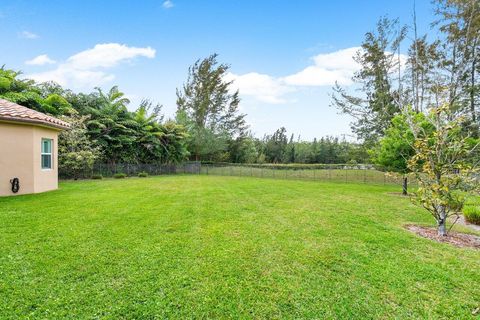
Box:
[438, 205, 447, 236]
[402, 176, 408, 196]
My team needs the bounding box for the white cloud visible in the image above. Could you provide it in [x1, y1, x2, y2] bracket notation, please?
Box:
[227, 47, 361, 104]
[162, 0, 174, 9]
[25, 54, 56, 66]
[66, 43, 155, 70]
[283, 47, 360, 86]
[19, 31, 39, 39]
[27, 43, 156, 89]
[225, 72, 294, 104]
[229, 47, 407, 104]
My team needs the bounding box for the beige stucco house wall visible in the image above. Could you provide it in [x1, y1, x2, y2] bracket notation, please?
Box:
[0, 99, 69, 196]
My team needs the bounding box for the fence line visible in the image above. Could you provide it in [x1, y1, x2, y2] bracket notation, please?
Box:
[199, 163, 405, 185]
[60, 162, 406, 186]
[59, 162, 201, 179]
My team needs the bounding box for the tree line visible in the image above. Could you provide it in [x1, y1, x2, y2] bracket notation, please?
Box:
[0, 0, 477, 169]
[0, 55, 366, 171]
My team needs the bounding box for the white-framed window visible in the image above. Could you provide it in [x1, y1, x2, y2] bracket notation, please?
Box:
[41, 138, 53, 170]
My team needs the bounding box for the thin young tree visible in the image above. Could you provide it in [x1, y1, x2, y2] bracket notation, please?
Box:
[405, 105, 479, 236]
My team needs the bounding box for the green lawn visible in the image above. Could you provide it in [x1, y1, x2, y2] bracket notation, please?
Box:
[0, 176, 478, 319]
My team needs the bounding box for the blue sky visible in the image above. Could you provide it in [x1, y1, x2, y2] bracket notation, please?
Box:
[0, 0, 436, 140]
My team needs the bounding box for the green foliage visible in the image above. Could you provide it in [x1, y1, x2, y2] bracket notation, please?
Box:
[407, 106, 480, 235]
[0, 66, 189, 168]
[44, 94, 72, 115]
[113, 173, 127, 179]
[85, 86, 138, 164]
[463, 205, 480, 225]
[58, 114, 100, 179]
[138, 171, 149, 177]
[258, 128, 367, 164]
[0, 76, 11, 91]
[0, 67, 67, 115]
[372, 111, 431, 173]
[176, 54, 247, 161]
[228, 135, 258, 163]
[264, 127, 288, 163]
[91, 174, 103, 180]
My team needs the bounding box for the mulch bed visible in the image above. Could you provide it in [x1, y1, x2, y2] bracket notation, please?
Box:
[405, 224, 480, 249]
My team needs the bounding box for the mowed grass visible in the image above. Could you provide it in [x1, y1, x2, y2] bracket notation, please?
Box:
[0, 176, 479, 319]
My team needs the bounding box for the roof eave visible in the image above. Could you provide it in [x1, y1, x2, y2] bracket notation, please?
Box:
[0, 117, 70, 130]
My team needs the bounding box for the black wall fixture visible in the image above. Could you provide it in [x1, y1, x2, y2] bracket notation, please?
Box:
[10, 178, 20, 193]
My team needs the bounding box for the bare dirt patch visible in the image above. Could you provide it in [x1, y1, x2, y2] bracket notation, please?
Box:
[405, 224, 480, 249]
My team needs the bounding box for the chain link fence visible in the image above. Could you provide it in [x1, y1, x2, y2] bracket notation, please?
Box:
[199, 163, 407, 186]
[60, 162, 408, 186]
[59, 162, 201, 179]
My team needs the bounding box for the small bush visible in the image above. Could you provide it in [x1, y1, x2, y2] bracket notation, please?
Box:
[113, 173, 127, 179]
[463, 205, 480, 225]
[138, 171, 148, 178]
[91, 174, 103, 180]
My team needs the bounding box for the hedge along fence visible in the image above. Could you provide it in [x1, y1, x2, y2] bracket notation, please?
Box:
[59, 162, 201, 179]
[60, 161, 409, 186]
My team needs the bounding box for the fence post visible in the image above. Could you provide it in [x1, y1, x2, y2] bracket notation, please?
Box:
[364, 169, 367, 183]
[345, 169, 347, 183]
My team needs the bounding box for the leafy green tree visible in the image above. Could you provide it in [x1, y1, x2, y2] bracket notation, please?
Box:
[44, 94, 72, 115]
[0, 67, 71, 115]
[176, 54, 247, 160]
[158, 121, 190, 164]
[176, 109, 229, 161]
[372, 112, 429, 195]
[406, 105, 479, 236]
[228, 134, 258, 163]
[264, 127, 288, 163]
[58, 114, 100, 179]
[285, 134, 296, 163]
[133, 100, 165, 163]
[86, 86, 138, 164]
[133, 100, 189, 163]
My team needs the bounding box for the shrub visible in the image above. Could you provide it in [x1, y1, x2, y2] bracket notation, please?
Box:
[113, 173, 127, 179]
[138, 171, 148, 178]
[463, 205, 480, 225]
[91, 174, 103, 180]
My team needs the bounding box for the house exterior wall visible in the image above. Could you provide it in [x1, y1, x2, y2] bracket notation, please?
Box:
[0, 122, 60, 196]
